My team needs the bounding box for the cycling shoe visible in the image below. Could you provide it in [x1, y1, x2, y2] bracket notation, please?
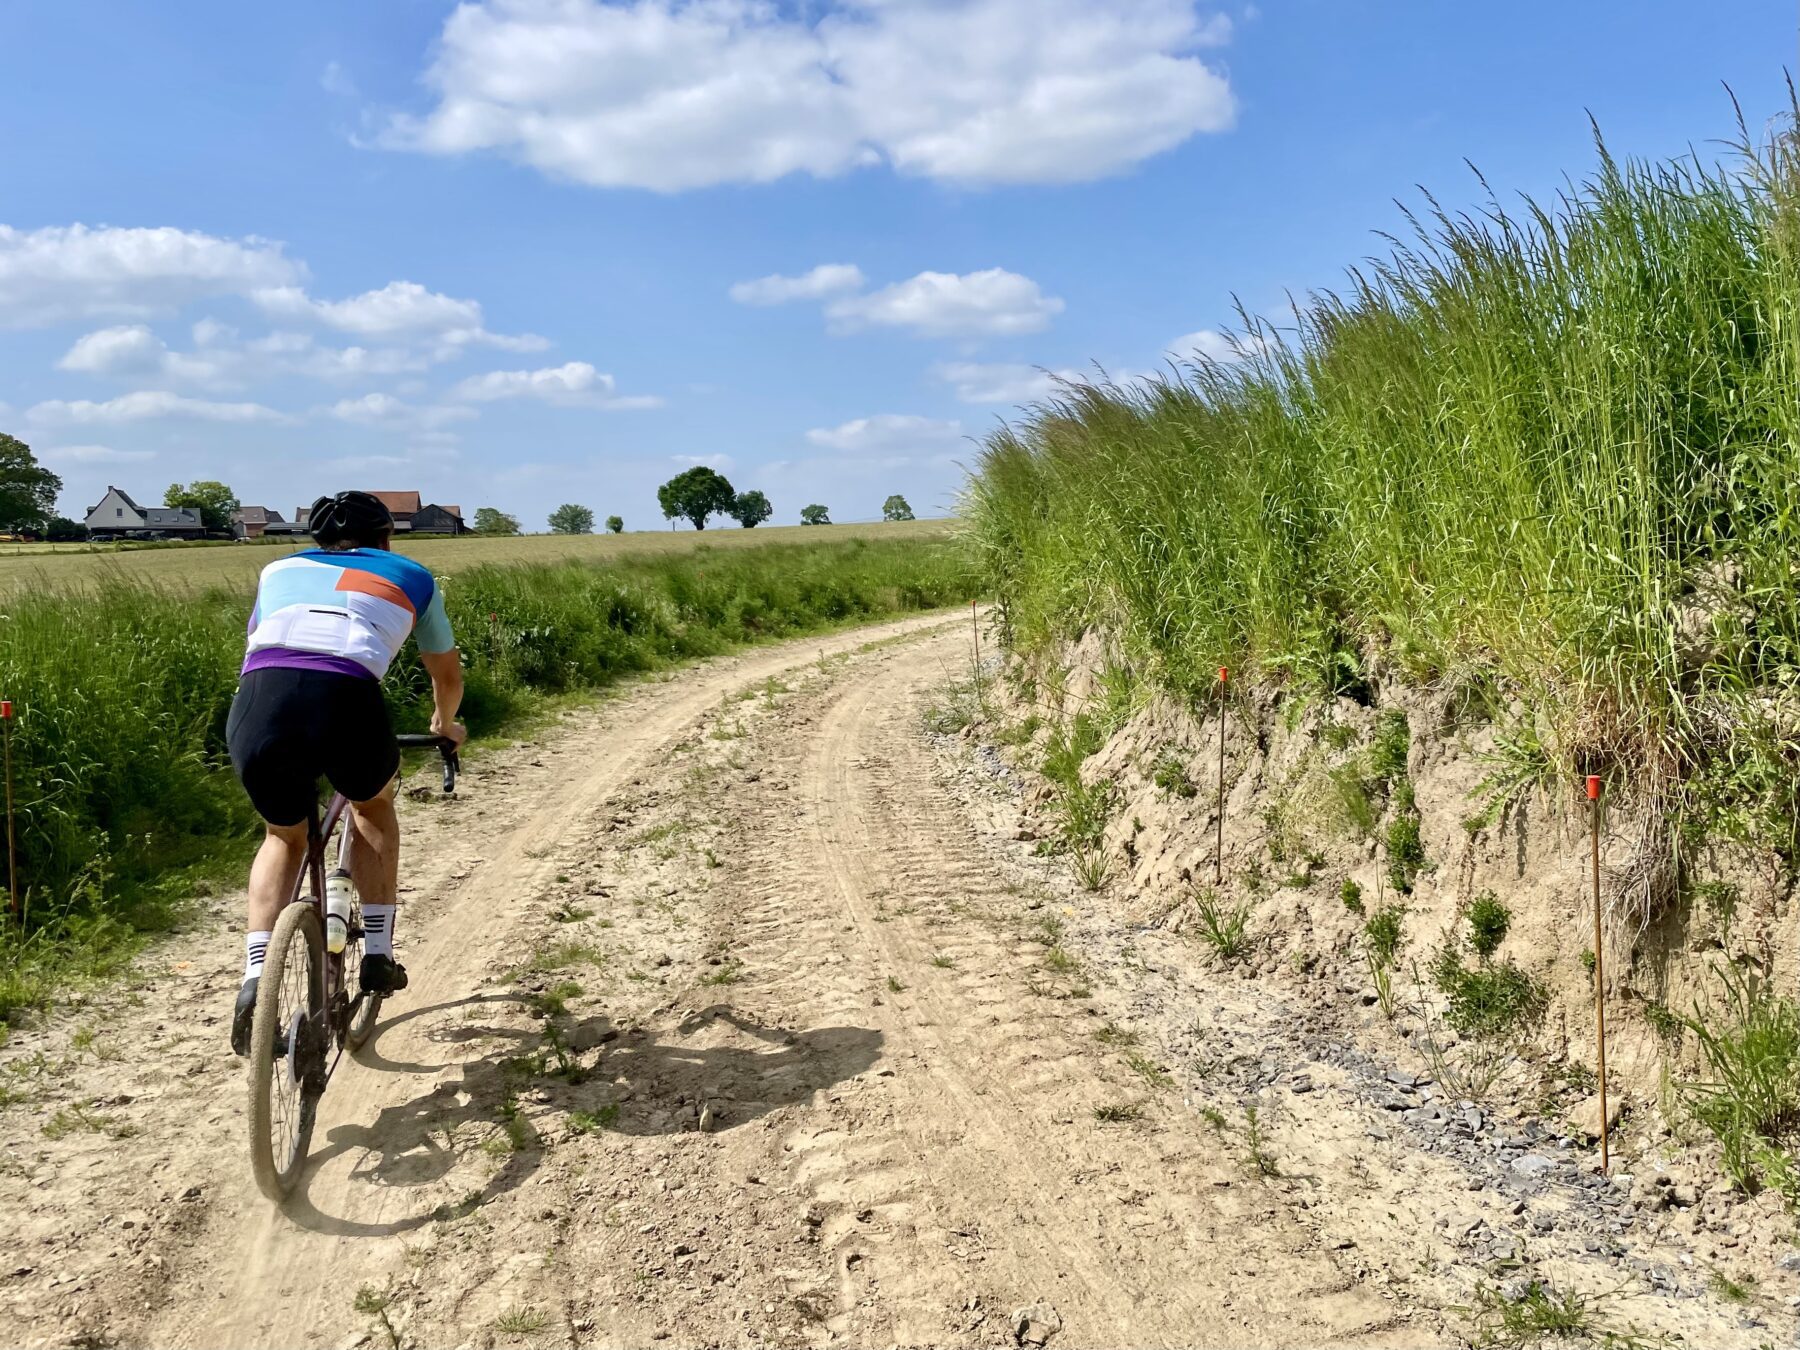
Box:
[360, 953, 409, 995]
[231, 977, 259, 1057]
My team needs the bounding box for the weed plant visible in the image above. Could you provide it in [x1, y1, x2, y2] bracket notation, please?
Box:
[1193, 889, 1252, 963]
[1362, 905, 1407, 1017]
[1678, 963, 1800, 1204]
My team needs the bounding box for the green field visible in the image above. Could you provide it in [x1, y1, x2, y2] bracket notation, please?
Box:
[0, 518, 954, 595]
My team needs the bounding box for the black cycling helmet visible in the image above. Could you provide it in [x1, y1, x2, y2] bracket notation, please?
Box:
[309, 490, 395, 548]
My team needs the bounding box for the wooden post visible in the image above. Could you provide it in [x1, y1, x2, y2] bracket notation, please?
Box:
[1214, 667, 1228, 885]
[1587, 773, 1609, 1174]
[2, 700, 16, 923]
[971, 601, 981, 692]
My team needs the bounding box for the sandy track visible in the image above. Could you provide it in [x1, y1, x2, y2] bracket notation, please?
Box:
[5, 615, 1771, 1349]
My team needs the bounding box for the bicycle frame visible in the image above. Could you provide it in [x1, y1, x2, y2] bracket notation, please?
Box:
[284, 736, 458, 1051]
[293, 792, 356, 1015]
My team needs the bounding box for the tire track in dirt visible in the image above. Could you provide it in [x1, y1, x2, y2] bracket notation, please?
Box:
[707, 631, 1399, 1348]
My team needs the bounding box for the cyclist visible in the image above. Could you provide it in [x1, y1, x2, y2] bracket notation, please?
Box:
[225, 490, 467, 1055]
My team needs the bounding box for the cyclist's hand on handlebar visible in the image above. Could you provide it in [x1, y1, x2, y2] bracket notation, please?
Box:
[431, 713, 469, 749]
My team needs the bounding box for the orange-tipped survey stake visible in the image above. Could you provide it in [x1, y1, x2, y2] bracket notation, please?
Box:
[1586, 773, 1609, 1172]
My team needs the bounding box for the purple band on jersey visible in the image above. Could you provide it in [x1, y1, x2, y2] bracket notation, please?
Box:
[242, 646, 378, 681]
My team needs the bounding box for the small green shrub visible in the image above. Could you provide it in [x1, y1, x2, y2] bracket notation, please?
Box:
[1386, 812, 1424, 894]
[1643, 999, 1683, 1045]
[1465, 892, 1511, 959]
[1432, 948, 1547, 1041]
[1362, 905, 1407, 1017]
[1327, 763, 1378, 838]
[1042, 714, 1105, 787]
[1368, 710, 1410, 786]
[1152, 752, 1197, 799]
[1340, 878, 1365, 915]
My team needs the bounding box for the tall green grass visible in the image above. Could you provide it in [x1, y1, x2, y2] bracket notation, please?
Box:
[0, 536, 976, 1023]
[968, 102, 1800, 864]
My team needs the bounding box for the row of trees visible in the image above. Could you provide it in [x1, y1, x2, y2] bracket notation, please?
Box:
[1, 431, 920, 542]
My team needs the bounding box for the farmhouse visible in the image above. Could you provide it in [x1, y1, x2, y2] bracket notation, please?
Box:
[84, 487, 204, 541]
[230, 506, 286, 540]
[359, 492, 466, 535]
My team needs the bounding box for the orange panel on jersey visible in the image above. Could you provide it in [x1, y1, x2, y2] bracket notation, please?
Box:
[335, 569, 416, 614]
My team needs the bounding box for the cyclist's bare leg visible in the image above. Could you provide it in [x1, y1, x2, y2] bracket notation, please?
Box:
[247, 819, 310, 932]
[347, 779, 399, 907]
[234, 818, 308, 1053]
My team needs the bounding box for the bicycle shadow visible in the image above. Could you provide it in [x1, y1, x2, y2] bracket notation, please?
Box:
[280, 992, 880, 1239]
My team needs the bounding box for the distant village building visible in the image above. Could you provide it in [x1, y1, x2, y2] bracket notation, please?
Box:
[230, 506, 285, 540]
[82, 487, 465, 544]
[84, 487, 204, 541]
[359, 491, 466, 535]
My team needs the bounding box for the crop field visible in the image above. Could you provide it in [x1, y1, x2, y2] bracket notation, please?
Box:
[0, 517, 954, 595]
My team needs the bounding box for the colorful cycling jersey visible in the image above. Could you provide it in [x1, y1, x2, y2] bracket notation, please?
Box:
[243, 548, 455, 681]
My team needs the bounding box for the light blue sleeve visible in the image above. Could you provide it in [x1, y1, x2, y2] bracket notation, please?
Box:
[414, 586, 455, 654]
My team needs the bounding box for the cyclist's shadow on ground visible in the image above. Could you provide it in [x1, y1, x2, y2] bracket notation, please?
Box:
[283, 993, 881, 1239]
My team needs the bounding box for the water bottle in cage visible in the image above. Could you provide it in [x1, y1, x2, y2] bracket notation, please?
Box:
[325, 872, 354, 954]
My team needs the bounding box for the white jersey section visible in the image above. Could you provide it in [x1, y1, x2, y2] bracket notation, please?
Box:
[245, 555, 421, 679]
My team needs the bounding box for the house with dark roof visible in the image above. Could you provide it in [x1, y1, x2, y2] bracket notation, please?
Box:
[230, 506, 286, 540]
[84, 487, 205, 540]
[364, 491, 465, 535]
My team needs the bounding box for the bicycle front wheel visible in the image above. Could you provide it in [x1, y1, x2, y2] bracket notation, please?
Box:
[247, 901, 326, 1200]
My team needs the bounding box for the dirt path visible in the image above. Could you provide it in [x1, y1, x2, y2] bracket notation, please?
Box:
[1, 618, 1783, 1349]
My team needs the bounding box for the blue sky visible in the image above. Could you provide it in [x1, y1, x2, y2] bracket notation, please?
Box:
[0, 1, 1790, 529]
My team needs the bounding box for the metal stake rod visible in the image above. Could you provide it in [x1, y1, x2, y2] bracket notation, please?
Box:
[2, 700, 17, 923]
[1587, 773, 1609, 1174]
[1214, 667, 1228, 885]
[971, 601, 981, 688]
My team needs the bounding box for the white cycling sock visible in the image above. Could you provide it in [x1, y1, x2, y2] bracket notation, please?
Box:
[245, 931, 271, 981]
[362, 905, 397, 959]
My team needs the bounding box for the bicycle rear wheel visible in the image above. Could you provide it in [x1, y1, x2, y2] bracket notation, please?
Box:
[247, 901, 326, 1200]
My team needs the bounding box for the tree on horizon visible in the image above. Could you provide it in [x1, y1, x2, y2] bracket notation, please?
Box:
[548, 503, 595, 534]
[657, 466, 736, 530]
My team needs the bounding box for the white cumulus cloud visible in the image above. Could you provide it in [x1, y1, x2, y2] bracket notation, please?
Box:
[729, 264, 866, 306]
[323, 393, 477, 430]
[56, 322, 438, 386]
[827, 269, 1062, 338]
[807, 413, 964, 454]
[382, 0, 1237, 191]
[0, 224, 301, 328]
[27, 391, 290, 425]
[253, 279, 547, 353]
[452, 360, 660, 408]
[933, 361, 1081, 404]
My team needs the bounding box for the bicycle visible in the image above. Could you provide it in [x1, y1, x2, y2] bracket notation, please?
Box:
[246, 734, 459, 1200]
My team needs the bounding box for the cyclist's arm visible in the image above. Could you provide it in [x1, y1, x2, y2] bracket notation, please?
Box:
[421, 649, 466, 746]
[415, 588, 466, 746]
